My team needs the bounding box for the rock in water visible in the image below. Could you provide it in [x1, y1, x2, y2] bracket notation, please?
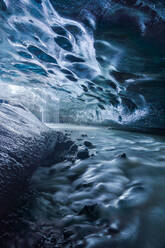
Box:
[77, 148, 90, 160]
[84, 141, 95, 149]
[0, 101, 65, 216]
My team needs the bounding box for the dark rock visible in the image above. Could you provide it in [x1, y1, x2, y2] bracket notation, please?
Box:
[66, 143, 78, 163]
[108, 223, 120, 234]
[78, 204, 99, 220]
[63, 228, 74, 239]
[81, 134, 88, 137]
[77, 148, 90, 160]
[84, 141, 95, 149]
[116, 153, 127, 159]
[44, 137, 77, 165]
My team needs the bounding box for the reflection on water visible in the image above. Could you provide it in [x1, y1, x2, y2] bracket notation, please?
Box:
[27, 124, 165, 248]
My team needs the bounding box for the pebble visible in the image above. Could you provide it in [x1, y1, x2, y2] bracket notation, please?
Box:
[77, 148, 90, 160]
[84, 141, 95, 149]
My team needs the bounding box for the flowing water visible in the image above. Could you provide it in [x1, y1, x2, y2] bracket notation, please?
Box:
[3, 124, 163, 248]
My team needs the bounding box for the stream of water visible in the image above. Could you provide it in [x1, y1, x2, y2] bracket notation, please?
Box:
[20, 124, 165, 248]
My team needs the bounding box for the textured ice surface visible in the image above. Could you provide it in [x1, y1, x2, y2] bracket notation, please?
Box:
[0, 0, 164, 132]
[0, 101, 69, 216]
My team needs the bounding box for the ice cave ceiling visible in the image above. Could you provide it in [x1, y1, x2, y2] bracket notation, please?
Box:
[0, 0, 165, 133]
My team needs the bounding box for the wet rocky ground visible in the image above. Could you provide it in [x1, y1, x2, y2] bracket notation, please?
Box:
[1, 124, 165, 248]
